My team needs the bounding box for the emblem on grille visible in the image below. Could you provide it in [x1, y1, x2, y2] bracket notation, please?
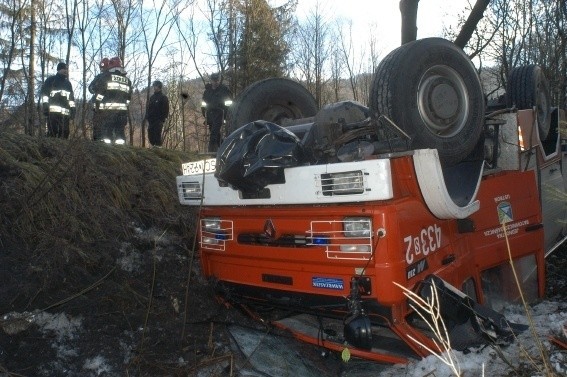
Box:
[264, 219, 276, 238]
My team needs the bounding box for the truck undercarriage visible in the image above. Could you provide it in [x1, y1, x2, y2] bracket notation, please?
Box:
[176, 38, 567, 362]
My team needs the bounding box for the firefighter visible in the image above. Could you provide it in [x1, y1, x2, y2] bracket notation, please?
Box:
[88, 57, 109, 141]
[144, 80, 169, 148]
[90, 56, 133, 144]
[40, 62, 76, 138]
[201, 72, 232, 152]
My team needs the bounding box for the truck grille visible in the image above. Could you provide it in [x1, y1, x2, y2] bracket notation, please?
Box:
[202, 219, 373, 261]
[320, 170, 365, 196]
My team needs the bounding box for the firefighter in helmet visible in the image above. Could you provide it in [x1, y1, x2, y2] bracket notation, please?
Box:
[40, 62, 76, 138]
[88, 57, 109, 141]
[90, 56, 133, 144]
[201, 72, 232, 152]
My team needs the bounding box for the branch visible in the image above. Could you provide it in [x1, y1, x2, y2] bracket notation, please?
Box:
[454, 0, 491, 49]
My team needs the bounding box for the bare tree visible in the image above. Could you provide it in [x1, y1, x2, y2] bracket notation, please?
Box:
[447, 0, 567, 107]
[26, 0, 35, 135]
[328, 44, 343, 103]
[291, 0, 331, 108]
[74, 0, 112, 138]
[203, 0, 232, 77]
[454, 0, 491, 49]
[63, 0, 78, 63]
[108, 0, 142, 144]
[139, 0, 190, 147]
[0, 0, 29, 109]
[336, 20, 366, 102]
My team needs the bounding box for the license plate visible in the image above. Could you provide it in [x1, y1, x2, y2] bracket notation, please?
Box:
[182, 158, 216, 175]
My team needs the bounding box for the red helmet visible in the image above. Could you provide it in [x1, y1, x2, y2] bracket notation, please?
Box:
[99, 58, 109, 70]
[108, 56, 123, 69]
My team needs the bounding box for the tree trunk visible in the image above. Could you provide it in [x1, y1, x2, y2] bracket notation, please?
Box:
[27, 0, 36, 136]
[454, 0, 491, 49]
[400, 0, 419, 45]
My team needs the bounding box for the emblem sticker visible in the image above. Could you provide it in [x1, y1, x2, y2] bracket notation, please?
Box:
[497, 201, 513, 224]
[312, 277, 344, 290]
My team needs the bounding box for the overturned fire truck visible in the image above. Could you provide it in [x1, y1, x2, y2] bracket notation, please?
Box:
[177, 38, 567, 363]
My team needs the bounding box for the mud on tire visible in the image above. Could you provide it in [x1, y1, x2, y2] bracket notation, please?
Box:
[227, 78, 318, 134]
[369, 38, 485, 166]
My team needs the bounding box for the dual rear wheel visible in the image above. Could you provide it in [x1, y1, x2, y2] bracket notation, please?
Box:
[229, 38, 551, 166]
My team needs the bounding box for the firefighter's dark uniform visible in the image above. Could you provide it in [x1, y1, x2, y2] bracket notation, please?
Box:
[202, 79, 232, 152]
[91, 67, 132, 144]
[40, 65, 75, 139]
[145, 82, 169, 147]
[88, 58, 110, 141]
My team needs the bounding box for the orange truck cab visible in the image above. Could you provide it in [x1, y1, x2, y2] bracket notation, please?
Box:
[176, 39, 567, 362]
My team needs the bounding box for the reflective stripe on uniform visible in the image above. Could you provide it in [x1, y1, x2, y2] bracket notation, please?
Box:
[106, 82, 130, 93]
[50, 89, 72, 99]
[49, 105, 71, 115]
[99, 103, 128, 110]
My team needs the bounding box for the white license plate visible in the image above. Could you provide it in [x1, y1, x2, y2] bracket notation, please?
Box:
[182, 158, 216, 175]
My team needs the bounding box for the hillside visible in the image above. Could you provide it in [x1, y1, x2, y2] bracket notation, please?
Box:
[0, 132, 253, 376]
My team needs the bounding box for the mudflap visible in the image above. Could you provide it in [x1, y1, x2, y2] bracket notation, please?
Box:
[418, 275, 529, 351]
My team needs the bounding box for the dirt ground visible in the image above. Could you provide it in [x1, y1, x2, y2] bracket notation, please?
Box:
[0, 133, 257, 376]
[0, 231, 241, 376]
[0, 132, 566, 377]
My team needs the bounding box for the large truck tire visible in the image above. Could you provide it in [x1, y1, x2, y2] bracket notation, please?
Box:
[506, 65, 551, 141]
[227, 78, 318, 134]
[370, 38, 485, 166]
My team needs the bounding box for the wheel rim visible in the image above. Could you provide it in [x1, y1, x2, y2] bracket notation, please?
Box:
[260, 104, 302, 124]
[417, 65, 470, 138]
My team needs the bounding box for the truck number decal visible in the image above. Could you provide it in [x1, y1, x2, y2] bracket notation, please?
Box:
[404, 224, 441, 264]
[406, 258, 429, 279]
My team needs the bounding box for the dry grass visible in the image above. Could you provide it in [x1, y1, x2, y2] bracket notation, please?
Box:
[0, 130, 203, 311]
[0, 131, 247, 376]
[0, 131, 198, 252]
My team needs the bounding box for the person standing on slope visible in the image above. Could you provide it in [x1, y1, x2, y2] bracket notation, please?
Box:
[88, 57, 109, 141]
[201, 72, 232, 152]
[144, 80, 169, 148]
[40, 62, 75, 138]
[90, 56, 133, 144]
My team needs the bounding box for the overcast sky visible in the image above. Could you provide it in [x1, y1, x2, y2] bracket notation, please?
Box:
[289, 0, 472, 58]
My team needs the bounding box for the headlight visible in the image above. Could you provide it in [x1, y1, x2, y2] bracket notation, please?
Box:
[201, 101, 207, 107]
[344, 217, 372, 238]
[224, 99, 233, 106]
[201, 218, 229, 244]
[203, 217, 221, 231]
[321, 171, 364, 196]
[181, 181, 201, 199]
